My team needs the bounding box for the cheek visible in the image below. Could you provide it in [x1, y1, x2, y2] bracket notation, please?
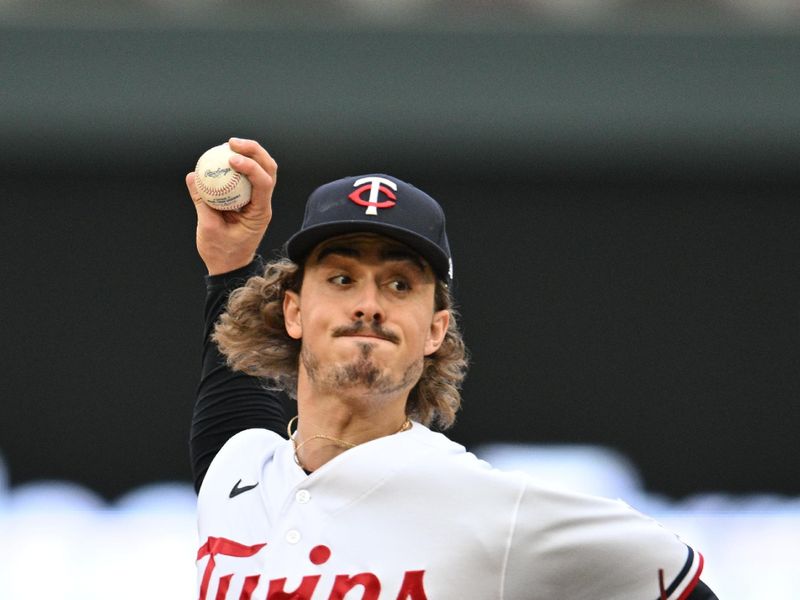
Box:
[300, 309, 325, 339]
[301, 305, 346, 349]
[406, 314, 436, 351]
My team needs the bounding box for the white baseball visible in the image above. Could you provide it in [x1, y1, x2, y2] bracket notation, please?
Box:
[194, 143, 252, 211]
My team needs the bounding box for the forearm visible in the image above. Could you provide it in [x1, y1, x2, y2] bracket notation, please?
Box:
[190, 257, 288, 492]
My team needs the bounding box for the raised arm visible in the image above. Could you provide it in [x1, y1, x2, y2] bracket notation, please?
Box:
[186, 138, 277, 275]
[186, 138, 289, 492]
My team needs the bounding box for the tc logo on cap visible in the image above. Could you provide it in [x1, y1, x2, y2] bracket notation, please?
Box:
[348, 177, 398, 215]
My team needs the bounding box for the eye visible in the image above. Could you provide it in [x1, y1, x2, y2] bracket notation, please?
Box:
[388, 278, 411, 292]
[329, 274, 353, 286]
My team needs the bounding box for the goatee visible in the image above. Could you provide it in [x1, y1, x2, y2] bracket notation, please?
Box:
[301, 342, 422, 398]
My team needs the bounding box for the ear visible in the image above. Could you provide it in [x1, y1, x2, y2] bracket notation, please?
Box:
[424, 309, 450, 356]
[283, 290, 303, 340]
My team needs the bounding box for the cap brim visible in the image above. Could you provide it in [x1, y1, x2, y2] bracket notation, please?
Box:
[285, 220, 450, 282]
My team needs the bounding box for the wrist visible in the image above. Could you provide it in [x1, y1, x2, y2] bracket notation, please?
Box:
[204, 253, 256, 277]
[205, 256, 263, 289]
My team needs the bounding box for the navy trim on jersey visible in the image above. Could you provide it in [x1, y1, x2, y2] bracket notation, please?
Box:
[653, 546, 698, 600]
[668, 547, 694, 596]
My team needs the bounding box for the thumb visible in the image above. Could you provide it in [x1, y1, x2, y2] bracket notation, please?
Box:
[186, 172, 226, 225]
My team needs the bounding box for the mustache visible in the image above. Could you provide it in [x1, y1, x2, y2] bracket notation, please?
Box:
[332, 321, 400, 344]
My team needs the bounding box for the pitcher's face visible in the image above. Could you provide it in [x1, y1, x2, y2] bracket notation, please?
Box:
[283, 234, 450, 400]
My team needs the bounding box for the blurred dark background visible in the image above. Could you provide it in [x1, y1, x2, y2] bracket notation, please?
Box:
[2, 2, 799, 501]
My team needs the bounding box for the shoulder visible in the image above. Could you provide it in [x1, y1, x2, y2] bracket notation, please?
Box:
[198, 428, 284, 499]
[397, 424, 529, 497]
[215, 427, 285, 461]
[503, 480, 703, 599]
[403, 429, 705, 599]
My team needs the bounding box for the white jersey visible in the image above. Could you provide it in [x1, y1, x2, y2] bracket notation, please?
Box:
[197, 423, 703, 600]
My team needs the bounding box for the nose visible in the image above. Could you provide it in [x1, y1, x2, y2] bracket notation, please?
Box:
[352, 282, 384, 324]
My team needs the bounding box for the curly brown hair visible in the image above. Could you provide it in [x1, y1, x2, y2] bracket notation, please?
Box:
[213, 257, 469, 429]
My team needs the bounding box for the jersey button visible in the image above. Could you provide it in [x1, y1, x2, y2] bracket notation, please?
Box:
[296, 490, 311, 504]
[285, 529, 301, 544]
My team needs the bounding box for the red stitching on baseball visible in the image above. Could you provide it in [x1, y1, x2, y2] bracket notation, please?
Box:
[197, 172, 242, 197]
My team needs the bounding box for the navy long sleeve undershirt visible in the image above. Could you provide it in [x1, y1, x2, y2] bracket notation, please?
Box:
[189, 258, 289, 492]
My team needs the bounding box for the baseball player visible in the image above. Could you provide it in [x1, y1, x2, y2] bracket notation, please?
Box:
[186, 138, 718, 599]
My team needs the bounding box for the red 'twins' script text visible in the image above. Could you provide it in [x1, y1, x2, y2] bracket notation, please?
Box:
[197, 537, 429, 600]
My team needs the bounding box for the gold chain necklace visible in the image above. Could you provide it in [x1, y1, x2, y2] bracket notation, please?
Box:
[287, 415, 412, 470]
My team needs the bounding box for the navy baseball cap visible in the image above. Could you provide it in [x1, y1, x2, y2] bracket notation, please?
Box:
[285, 174, 453, 283]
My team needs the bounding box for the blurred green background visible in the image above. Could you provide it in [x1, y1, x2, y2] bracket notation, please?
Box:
[2, 2, 799, 500]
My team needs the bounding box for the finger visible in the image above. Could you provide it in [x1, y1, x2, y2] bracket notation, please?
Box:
[228, 153, 274, 194]
[185, 171, 226, 224]
[227, 152, 276, 218]
[185, 171, 202, 207]
[228, 137, 278, 181]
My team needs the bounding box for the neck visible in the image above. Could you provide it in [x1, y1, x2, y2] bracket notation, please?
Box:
[292, 376, 411, 472]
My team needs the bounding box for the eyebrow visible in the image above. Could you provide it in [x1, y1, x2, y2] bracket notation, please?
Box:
[315, 245, 427, 273]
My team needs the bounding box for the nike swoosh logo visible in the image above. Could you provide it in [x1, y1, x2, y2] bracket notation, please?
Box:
[229, 479, 259, 498]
